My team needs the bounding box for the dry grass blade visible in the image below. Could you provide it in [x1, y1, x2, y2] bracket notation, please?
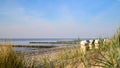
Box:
[0, 44, 25, 68]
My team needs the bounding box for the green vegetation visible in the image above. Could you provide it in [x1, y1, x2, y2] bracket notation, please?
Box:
[34, 27, 120, 68]
[0, 27, 120, 68]
[0, 44, 25, 68]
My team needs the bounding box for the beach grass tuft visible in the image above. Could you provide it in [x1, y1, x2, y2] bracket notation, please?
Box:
[0, 27, 120, 68]
[32, 26, 120, 68]
[0, 43, 25, 68]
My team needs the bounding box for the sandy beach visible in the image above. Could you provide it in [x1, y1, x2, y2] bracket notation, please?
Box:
[20, 45, 77, 57]
[20, 45, 81, 67]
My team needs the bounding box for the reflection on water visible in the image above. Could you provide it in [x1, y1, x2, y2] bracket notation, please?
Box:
[13, 47, 39, 52]
[0, 38, 82, 51]
[0, 38, 76, 45]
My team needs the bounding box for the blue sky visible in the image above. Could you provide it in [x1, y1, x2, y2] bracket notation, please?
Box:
[0, 0, 120, 38]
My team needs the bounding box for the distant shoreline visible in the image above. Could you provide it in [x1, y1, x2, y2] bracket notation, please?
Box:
[29, 40, 77, 44]
[12, 45, 57, 48]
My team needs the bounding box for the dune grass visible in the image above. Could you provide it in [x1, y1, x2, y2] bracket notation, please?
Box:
[32, 27, 120, 68]
[0, 27, 120, 68]
[0, 43, 25, 68]
[91, 27, 120, 68]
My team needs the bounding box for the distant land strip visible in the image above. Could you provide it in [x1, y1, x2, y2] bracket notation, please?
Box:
[29, 41, 77, 44]
[12, 45, 57, 48]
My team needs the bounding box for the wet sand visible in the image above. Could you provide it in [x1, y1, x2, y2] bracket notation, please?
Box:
[20, 45, 76, 57]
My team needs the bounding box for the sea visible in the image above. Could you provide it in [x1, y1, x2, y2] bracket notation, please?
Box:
[0, 38, 92, 51]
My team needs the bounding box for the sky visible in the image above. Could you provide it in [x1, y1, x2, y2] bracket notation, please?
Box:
[0, 0, 120, 38]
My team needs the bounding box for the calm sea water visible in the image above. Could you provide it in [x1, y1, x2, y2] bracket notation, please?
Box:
[0, 38, 77, 45]
[0, 38, 92, 51]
